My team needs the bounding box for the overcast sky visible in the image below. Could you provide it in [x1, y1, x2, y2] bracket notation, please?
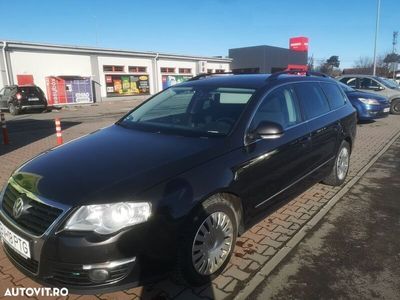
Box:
[0, 0, 398, 68]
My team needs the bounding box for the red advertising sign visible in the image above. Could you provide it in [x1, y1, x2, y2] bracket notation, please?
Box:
[289, 37, 309, 52]
[17, 75, 34, 85]
[286, 64, 308, 72]
[45, 76, 93, 105]
[45, 77, 67, 105]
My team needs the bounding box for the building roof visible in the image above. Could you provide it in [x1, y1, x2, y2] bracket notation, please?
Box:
[0, 40, 232, 63]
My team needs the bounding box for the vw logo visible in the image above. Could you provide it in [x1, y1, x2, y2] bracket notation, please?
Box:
[12, 197, 24, 219]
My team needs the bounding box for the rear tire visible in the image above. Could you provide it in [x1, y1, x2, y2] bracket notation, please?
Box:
[8, 103, 19, 116]
[175, 194, 238, 286]
[390, 99, 400, 115]
[323, 141, 350, 186]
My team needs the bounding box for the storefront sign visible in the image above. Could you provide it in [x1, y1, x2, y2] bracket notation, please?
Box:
[105, 74, 150, 97]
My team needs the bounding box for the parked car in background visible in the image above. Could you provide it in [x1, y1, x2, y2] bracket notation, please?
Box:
[338, 82, 390, 121]
[337, 74, 400, 115]
[0, 85, 48, 115]
[0, 72, 356, 292]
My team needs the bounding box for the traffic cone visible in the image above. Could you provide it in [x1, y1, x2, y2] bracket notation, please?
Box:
[1, 112, 9, 145]
[55, 118, 63, 145]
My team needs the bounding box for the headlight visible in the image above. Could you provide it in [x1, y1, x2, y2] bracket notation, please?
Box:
[358, 97, 380, 105]
[64, 202, 151, 234]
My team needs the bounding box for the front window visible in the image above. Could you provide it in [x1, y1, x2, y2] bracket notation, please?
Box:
[119, 86, 256, 136]
[250, 85, 302, 130]
[359, 78, 380, 90]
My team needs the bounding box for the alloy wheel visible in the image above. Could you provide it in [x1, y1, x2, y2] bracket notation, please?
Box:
[337, 147, 349, 181]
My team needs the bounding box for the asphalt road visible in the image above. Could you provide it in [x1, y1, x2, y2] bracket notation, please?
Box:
[250, 137, 400, 299]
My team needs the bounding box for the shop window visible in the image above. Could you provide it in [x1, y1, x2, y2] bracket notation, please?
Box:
[215, 69, 225, 73]
[207, 69, 213, 73]
[103, 65, 124, 72]
[161, 67, 176, 73]
[178, 68, 192, 74]
[129, 66, 147, 73]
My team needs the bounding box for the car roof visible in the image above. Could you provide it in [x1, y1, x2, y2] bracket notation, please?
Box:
[339, 74, 377, 78]
[178, 74, 270, 89]
[5, 85, 37, 88]
[178, 73, 336, 90]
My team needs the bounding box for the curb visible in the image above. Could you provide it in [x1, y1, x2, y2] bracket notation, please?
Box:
[235, 129, 400, 300]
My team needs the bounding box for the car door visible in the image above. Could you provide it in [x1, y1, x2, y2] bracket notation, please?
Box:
[2, 87, 12, 106]
[294, 82, 340, 171]
[233, 83, 313, 211]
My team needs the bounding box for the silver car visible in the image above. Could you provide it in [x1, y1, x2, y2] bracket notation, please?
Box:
[337, 75, 400, 115]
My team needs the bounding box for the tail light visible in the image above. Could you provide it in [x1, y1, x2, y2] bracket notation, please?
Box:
[16, 93, 22, 100]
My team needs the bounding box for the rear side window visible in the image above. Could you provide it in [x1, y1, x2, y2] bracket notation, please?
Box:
[294, 82, 330, 119]
[320, 82, 346, 109]
[359, 78, 380, 90]
[340, 77, 357, 88]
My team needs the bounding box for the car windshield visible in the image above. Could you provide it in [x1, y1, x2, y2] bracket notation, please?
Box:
[376, 77, 399, 89]
[338, 82, 355, 92]
[119, 86, 256, 136]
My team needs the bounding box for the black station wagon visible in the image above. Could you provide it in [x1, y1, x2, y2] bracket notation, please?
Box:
[0, 72, 356, 293]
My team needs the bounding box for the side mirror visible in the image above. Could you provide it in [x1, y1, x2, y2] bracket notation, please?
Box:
[375, 86, 384, 91]
[253, 121, 284, 139]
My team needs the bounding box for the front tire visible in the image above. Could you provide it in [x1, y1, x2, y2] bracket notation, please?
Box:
[323, 141, 350, 186]
[390, 99, 400, 115]
[175, 195, 238, 286]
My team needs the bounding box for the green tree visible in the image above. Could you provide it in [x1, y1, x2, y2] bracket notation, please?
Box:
[383, 53, 400, 64]
[317, 55, 341, 76]
[326, 55, 340, 68]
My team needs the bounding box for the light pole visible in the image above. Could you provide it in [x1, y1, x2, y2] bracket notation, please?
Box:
[372, 0, 381, 76]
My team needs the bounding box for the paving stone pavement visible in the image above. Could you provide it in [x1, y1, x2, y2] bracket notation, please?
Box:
[0, 103, 400, 299]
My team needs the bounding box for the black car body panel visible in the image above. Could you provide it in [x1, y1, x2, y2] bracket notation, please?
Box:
[0, 74, 357, 292]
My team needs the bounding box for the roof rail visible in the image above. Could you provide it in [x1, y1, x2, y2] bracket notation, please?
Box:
[187, 71, 257, 81]
[267, 70, 329, 81]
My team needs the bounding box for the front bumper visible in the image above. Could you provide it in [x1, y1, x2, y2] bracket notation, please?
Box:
[0, 209, 174, 294]
[0, 182, 177, 294]
[358, 103, 390, 120]
[16, 103, 47, 110]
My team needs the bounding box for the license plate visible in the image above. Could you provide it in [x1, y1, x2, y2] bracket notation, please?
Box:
[28, 97, 39, 101]
[0, 221, 31, 259]
[384, 107, 390, 113]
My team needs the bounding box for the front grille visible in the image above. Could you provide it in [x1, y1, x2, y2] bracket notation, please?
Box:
[52, 264, 130, 286]
[2, 184, 63, 236]
[3, 243, 39, 274]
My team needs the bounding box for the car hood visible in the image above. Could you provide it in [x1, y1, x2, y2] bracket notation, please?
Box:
[346, 91, 389, 103]
[12, 125, 228, 207]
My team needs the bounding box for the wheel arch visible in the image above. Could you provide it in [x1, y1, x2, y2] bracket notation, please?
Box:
[190, 191, 245, 237]
[344, 136, 353, 153]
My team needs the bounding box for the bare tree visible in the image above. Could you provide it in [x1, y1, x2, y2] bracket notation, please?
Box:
[353, 56, 373, 68]
[346, 54, 390, 76]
